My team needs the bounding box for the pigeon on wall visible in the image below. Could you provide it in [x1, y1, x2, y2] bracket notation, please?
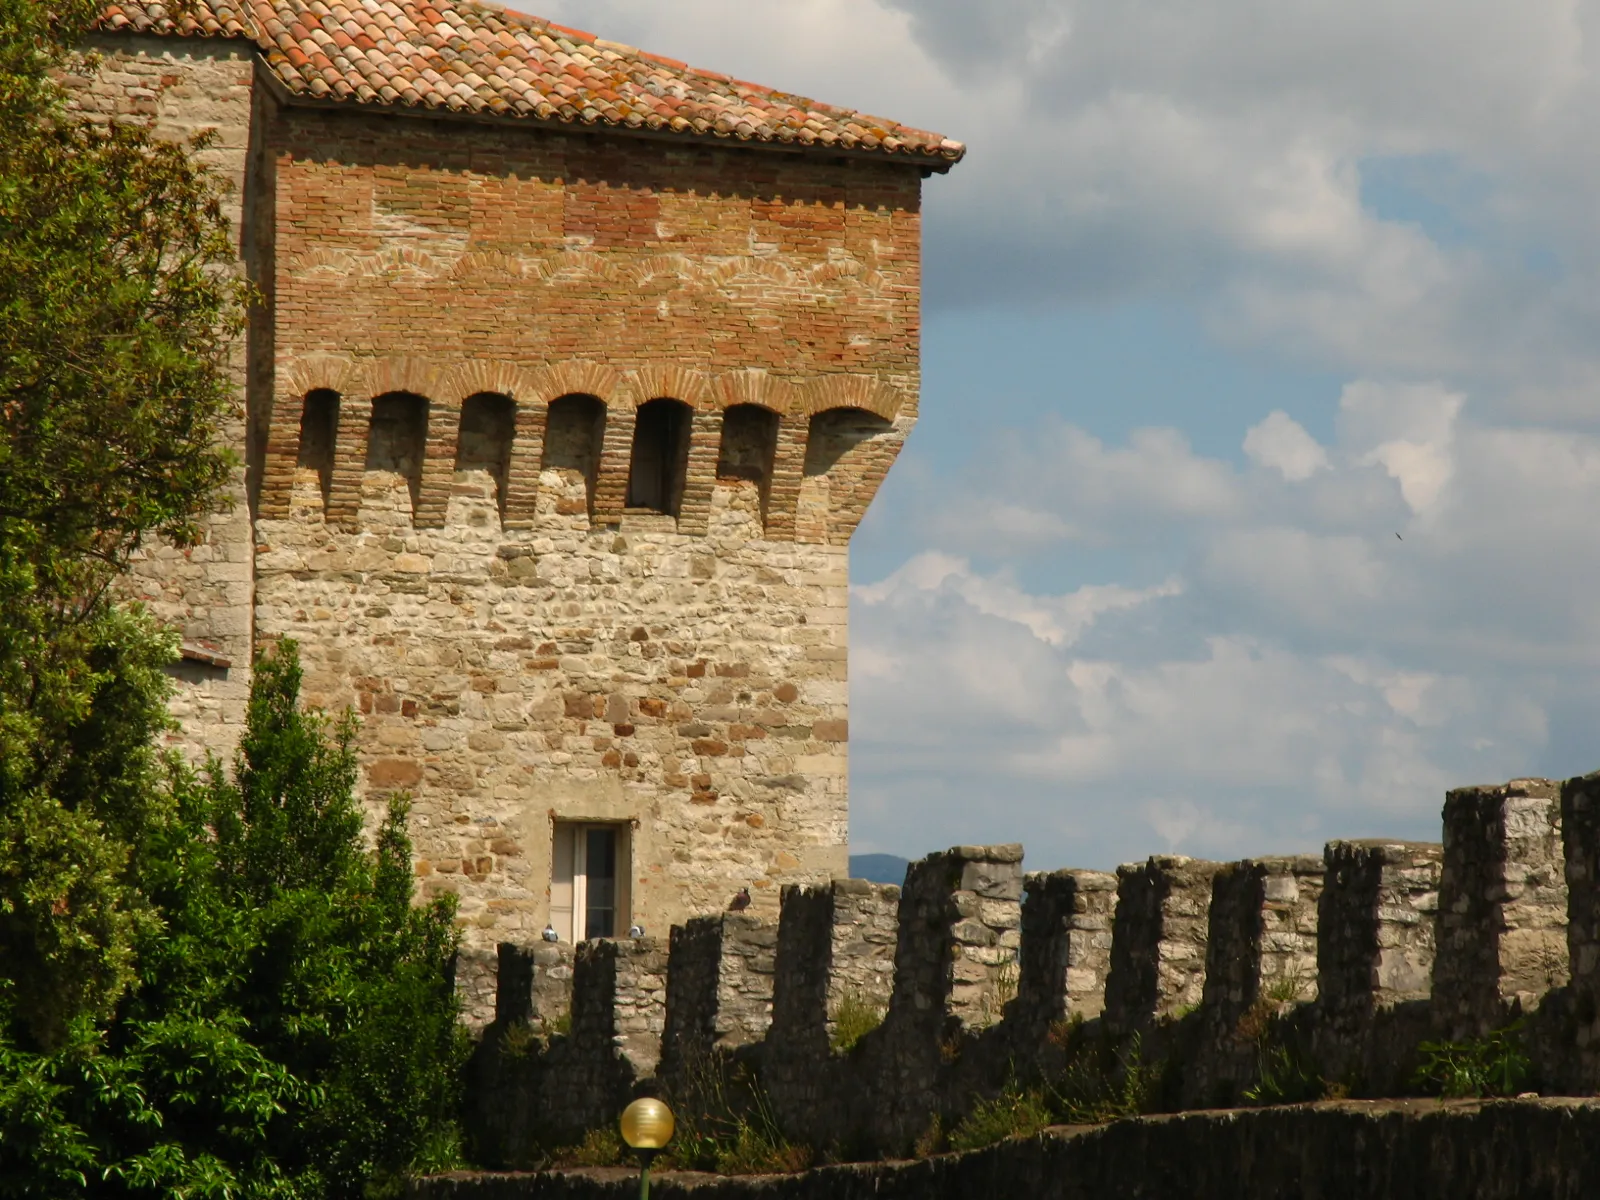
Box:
[542, 924, 560, 942]
[728, 887, 751, 912]
[628, 923, 645, 938]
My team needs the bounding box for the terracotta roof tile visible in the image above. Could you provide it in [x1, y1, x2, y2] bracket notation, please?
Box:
[109, 0, 960, 167]
[99, 0, 964, 166]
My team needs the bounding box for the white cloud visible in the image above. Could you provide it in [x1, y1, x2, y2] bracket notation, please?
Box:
[845, 390, 1600, 868]
[854, 551, 1181, 649]
[1244, 411, 1330, 481]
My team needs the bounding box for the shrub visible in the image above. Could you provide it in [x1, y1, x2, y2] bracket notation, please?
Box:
[1414, 1020, 1530, 1099]
[0, 641, 469, 1198]
[1048, 1033, 1158, 1125]
[948, 1082, 1052, 1153]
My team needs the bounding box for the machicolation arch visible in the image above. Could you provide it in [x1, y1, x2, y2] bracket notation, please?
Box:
[256, 356, 912, 542]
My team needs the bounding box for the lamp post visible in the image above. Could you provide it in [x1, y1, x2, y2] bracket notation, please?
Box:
[619, 1096, 674, 1200]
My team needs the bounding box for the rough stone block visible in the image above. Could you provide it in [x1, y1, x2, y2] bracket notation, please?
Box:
[1104, 855, 1224, 1034]
[1016, 868, 1118, 1030]
[1435, 779, 1566, 1039]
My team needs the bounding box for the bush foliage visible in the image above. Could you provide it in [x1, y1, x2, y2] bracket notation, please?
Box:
[1, 0, 246, 1040]
[0, 8, 467, 1193]
[0, 641, 468, 1198]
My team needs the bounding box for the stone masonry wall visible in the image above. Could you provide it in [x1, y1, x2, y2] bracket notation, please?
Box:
[1104, 856, 1220, 1034]
[1560, 773, 1600, 1088]
[1016, 868, 1117, 1031]
[826, 880, 900, 1026]
[72, 30, 928, 955]
[1316, 840, 1442, 1086]
[661, 913, 776, 1087]
[414, 1099, 1600, 1200]
[66, 34, 260, 763]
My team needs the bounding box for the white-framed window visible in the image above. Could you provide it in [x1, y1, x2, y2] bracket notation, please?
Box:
[550, 821, 631, 942]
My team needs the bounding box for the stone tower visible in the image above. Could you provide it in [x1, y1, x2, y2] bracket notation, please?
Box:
[82, 0, 962, 947]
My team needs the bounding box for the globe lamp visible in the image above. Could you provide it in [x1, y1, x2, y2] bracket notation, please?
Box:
[619, 1097, 674, 1199]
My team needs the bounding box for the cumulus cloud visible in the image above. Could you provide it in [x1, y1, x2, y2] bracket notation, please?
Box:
[1244, 411, 1330, 481]
[846, 389, 1600, 868]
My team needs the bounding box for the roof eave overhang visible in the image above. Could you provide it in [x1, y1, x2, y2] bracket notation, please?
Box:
[252, 66, 961, 173]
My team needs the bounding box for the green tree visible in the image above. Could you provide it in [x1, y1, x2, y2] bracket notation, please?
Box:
[1, 641, 468, 1198]
[0, 0, 244, 1039]
[0, 14, 464, 1191]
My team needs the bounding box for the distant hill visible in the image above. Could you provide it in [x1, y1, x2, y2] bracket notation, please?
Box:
[848, 853, 910, 885]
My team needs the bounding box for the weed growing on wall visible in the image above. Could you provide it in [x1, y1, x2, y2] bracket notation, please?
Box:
[948, 1081, 1053, 1153]
[1244, 1040, 1327, 1106]
[1414, 1020, 1531, 1099]
[829, 991, 885, 1054]
[1239, 1000, 1328, 1106]
[977, 961, 1022, 1026]
[1047, 1032, 1159, 1125]
[661, 1051, 813, 1175]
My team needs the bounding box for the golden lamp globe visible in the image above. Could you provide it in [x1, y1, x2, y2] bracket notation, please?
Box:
[619, 1098, 675, 1151]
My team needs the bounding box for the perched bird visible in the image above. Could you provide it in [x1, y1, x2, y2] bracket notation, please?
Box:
[728, 887, 751, 912]
[541, 923, 560, 943]
[628, 923, 645, 938]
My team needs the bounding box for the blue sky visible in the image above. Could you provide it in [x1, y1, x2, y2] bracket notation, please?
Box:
[542, 0, 1600, 871]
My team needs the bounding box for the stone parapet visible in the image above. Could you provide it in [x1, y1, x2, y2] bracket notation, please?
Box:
[827, 879, 900, 1029]
[491, 942, 576, 1034]
[1562, 773, 1600, 1087]
[1319, 841, 1443, 1023]
[886, 845, 1024, 1037]
[452, 944, 500, 1034]
[458, 770, 1600, 1160]
[1315, 840, 1442, 1087]
[661, 914, 777, 1089]
[412, 1098, 1600, 1200]
[1203, 855, 1323, 1023]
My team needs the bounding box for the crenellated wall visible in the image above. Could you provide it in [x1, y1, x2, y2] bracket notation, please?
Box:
[459, 771, 1600, 1161]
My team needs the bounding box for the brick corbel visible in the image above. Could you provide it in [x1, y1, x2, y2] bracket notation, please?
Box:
[830, 418, 907, 546]
[357, 357, 445, 527]
[716, 369, 797, 415]
[796, 374, 907, 421]
[792, 377, 910, 546]
[325, 390, 373, 532]
[414, 361, 536, 528]
[361, 355, 446, 402]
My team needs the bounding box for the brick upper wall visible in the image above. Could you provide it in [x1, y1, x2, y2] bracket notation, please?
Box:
[264, 106, 922, 377]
